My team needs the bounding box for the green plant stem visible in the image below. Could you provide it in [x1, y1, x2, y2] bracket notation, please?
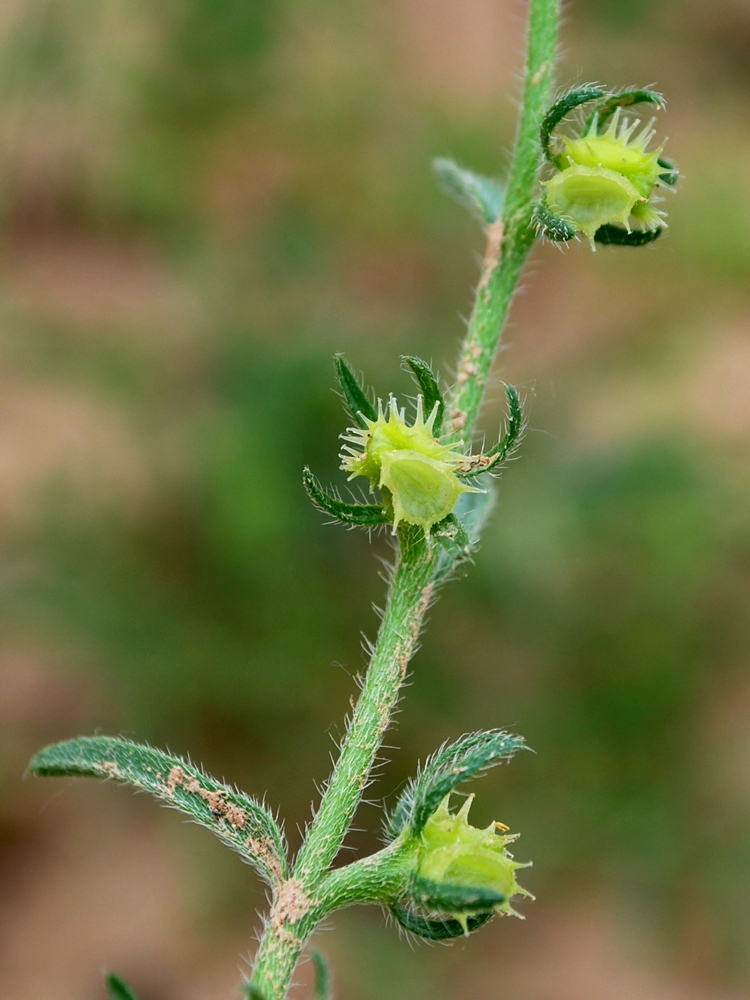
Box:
[446, 0, 561, 447]
[250, 532, 435, 998]
[250, 1, 561, 995]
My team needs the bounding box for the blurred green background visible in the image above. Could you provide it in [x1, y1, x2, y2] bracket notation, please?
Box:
[1, 0, 749, 998]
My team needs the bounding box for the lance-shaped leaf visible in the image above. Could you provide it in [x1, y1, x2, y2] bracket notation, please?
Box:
[432, 158, 505, 225]
[30, 737, 288, 885]
[594, 223, 663, 247]
[533, 196, 576, 242]
[390, 903, 494, 941]
[590, 87, 665, 131]
[461, 385, 524, 479]
[334, 354, 377, 427]
[412, 876, 506, 913]
[303, 467, 390, 527]
[540, 85, 605, 161]
[388, 730, 527, 839]
[402, 355, 445, 436]
[311, 951, 332, 1000]
[106, 973, 141, 1000]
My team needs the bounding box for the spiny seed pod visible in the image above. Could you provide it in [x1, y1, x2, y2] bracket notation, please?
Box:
[544, 106, 669, 246]
[415, 794, 532, 931]
[340, 396, 480, 534]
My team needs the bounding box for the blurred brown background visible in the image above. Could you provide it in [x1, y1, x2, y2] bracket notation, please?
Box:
[1, 0, 749, 997]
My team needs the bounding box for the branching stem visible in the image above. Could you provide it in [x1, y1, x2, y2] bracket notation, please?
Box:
[249, 1, 561, 995]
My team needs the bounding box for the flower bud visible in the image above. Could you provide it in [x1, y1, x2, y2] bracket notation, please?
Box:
[340, 396, 479, 534]
[414, 794, 531, 931]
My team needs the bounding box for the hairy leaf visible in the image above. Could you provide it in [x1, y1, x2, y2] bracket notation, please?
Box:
[540, 85, 605, 161]
[388, 730, 527, 838]
[390, 903, 494, 940]
[334, 354, 377, 427]
[402, 355, 445, 435]
[303, 468, 390, 527]
[30, 737, 287, 884]
[106, 973, 141, 1000]
[432, 158, 504, 225]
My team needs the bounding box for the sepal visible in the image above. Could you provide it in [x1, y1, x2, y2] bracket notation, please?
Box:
[533, 195, 576, 242]
[432, 157, 505, 225]
[334, 354, 377, 427]
[590, 87, 665, 131]
[412, 876, 506, 913]
[387, 729, 527, 839]
[390, 903, 494, 940]
[540, 85, 605, 162]
[402, 356, 445, 436]
[303, 467, 390, 527]
[658, 157, 679, 187]
[594, 223, 663, 246]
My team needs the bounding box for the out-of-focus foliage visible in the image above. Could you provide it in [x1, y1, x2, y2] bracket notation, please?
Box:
[2, 1, 750, 998]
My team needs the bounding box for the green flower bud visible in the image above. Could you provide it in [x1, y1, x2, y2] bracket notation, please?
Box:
[415, 794, 532, 932]
[340, 397, 480, 535]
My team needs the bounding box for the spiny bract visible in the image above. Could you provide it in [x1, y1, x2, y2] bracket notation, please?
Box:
[417, 794, 532, 931]
[340, 396, 479, 534]
[545, 107, 668, 245]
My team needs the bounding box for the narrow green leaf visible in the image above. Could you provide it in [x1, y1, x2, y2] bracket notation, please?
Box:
[388, 730, 528, 838]
[402, 355, 445, 435]
[432, 158, 505, 225]
[594, 224, 663, 247]
[303, 468, 390, 527]
[533, 196, 576, 242]
[390, 904, 494, 940]
[412, 876, 505, 913]
[592, 87, 665, 130]
[311, 950, 332, 1000]
[334, 354, 377, 427]
[539, 85, 605, 161]
[105, 973, 141, 1000]
[30, 737, 288, 884]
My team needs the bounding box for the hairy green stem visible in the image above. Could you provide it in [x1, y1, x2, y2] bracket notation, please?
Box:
[446, 0, 561, 447]
[250, 1, 561, 995]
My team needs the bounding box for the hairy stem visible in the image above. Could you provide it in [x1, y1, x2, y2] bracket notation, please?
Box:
[294, 529, 436, 883]
[250, 1, 561, 995]
[446, 0, 561, 447]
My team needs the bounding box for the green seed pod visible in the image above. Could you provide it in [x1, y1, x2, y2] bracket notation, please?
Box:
[341, 397, 479, 534]
[542, 102, 670, 247]
[559, 108, 663, 197]
[415, 794, 532, 931]
[544, 164, 643, 244]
